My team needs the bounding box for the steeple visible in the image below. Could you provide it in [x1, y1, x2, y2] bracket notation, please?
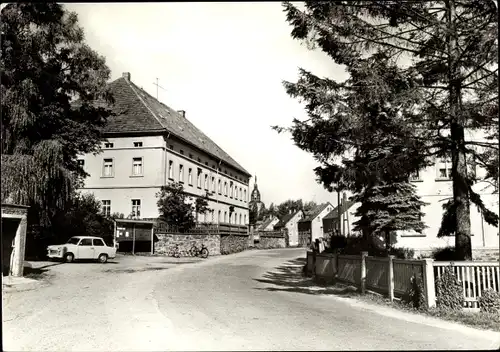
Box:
[251, 174, 261, 202]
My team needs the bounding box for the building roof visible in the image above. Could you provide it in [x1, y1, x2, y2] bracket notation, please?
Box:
[258, 216, 277, 230]
[298, 203, 333, 223]
[102, 76, 251, 176]
[274, 210, 303, 228]
[323, 200, 356, 220]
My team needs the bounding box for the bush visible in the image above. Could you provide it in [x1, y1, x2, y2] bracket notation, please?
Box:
[389, 247, 415, 259]
[432, 246, 457, 261]
[478, 289, 500, 314]
[435, 266, 464, 311]
[403, 274, 427, 310]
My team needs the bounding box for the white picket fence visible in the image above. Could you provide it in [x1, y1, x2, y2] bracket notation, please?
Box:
[307, 251, 500, 310]
[434, 261, 500, 308]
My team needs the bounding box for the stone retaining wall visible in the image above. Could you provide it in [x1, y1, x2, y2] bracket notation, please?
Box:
[155, 233, 221, 256]
[254, 231, 287, 249]
[220, 233, 249, 255]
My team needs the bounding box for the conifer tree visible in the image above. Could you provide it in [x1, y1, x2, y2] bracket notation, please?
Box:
[277, 1, 498, 260]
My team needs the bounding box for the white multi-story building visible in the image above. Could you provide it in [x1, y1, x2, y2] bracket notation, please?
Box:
[78, 72, 251, 226]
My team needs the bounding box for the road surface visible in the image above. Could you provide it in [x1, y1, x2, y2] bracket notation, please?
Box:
[3, 248, 499, 351]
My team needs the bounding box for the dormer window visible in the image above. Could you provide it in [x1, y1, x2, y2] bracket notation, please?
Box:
[133, 142, 143, 147]
[169, 145, 174, 150]
[180, 150, 184, 155]
[104, 142, 114, 148]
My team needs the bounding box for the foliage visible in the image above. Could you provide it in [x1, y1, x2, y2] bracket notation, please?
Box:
[435, 266, 464, 311]
[431, 246, 458, 261]
[478, 289, 500, 314]
[352, 182, 428, 250]
[403, 275, 427, 311]
[277, 1, 499, 260]
[1, 3, 113, 234]
[194, 192, 211, 223]
[156, 182, 195, 232]
[390, 247, 415, 260]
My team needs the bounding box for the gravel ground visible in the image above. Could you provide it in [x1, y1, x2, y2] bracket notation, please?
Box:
[3, 249, 500, 351]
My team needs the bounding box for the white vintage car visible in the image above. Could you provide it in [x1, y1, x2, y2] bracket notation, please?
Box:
[47, 236, 117, 263]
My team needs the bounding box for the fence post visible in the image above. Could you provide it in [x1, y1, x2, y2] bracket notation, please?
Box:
[361, 251, 368, 294]
[422, 258, 436, 309]
[388, 255, 395, 302]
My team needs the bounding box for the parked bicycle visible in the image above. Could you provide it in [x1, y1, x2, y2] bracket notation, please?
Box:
[167, 244, 181, 258]
[189, 242, 209, 259]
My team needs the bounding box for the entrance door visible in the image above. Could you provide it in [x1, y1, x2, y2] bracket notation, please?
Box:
[2, 218, 19, 276]
[77, 238, 95, 259]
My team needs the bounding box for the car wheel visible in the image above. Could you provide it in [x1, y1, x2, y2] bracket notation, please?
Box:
[98, 254, 108, 263]
[65, 253, 74, 263]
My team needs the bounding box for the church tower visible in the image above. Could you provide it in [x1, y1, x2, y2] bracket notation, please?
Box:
[249, 175, 265, 222]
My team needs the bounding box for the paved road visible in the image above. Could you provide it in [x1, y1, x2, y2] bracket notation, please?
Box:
[3, 249, 500, 351]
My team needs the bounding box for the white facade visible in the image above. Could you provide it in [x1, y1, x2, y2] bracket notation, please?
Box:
[78, 135, 250, 225]
[285, 210, 304, 246]
[311, 203, 334, 242]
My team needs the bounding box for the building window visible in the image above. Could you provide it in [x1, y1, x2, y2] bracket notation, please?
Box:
[197, 157, 201, 162]
[211, 211, 214, 223]
[204, 174, 208, 190]
[244, 214, 247, 224]
[179, 164, 184, 182]
[211, 177, 215, 192]
[244, 189, 247, 202]
[188, 168, 193, 185]
[169, 145, 174, 150]
[224, 211, 227, 223]
[133, 142, 142, 147]
[77, 159, 85, 167]
[204, 211, 208, 222]
[239, 214, 242, 225]
[168, 160, 174, 180]
[132, 157, 143, 176]
[180, 150, 184, 155]
[189, 153, 193, 159]
[102, 200, 111, 217]
[218, 210, 221, 223]
[205, 161, 208, 166]
[197, 168, 202, 188]
[104, 142, 114, 148]
[224, 182, 228, 196]
[103, 158, 114, 177]
[437, 154, 452, 179]
[131, 199, 141, 218]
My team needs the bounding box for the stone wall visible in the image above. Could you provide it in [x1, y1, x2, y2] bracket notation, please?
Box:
[220, 233, 249, 255]
[254, 231, 286, 249]
[155, 233, 221, 256]
[414, 248, 499, 261]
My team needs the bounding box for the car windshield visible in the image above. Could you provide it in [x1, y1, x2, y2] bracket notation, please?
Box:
[66, 237, 80, 245]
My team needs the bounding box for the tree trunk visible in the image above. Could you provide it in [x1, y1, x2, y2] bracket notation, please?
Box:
[448, 0, 472, 260]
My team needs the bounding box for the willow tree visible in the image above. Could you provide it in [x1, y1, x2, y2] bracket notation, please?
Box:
[1, 3, 113, 229]
[277, 1, 498, 260]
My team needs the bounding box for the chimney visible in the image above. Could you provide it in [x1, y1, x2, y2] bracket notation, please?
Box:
[177, 110, 186, 118]
[122, 72, 131, 81]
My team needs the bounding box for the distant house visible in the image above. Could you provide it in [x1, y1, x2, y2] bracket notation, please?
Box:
[274, 209, 304, 246]
[297, 203, 334, 243]
[258, 216, 279, 231]
[322, 198, 359, 237]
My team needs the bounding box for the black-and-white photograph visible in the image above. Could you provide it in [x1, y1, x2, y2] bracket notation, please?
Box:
[1, 1, 499, 350]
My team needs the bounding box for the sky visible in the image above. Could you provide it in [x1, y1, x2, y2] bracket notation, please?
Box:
[65, 2, 350, 207]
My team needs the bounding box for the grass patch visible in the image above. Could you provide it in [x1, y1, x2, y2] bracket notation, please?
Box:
[348, 288, 500, 332]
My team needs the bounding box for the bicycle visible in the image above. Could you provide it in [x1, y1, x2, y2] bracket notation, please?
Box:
[189, 242, 209, 259]
[167, 244, 181, 258]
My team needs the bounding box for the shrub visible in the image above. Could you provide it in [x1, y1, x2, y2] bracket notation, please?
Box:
[435, 266, 464, 311]
[478, 289, 500, 314]
[432, 246, 457, 261]
[390, 247, 415, 259]
[403, 274, 427, 310]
